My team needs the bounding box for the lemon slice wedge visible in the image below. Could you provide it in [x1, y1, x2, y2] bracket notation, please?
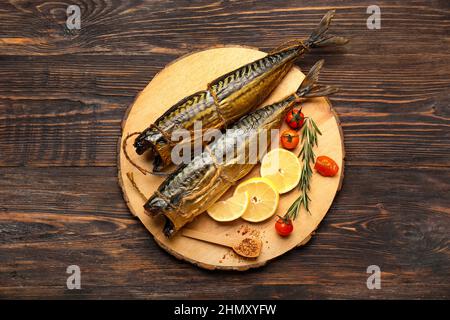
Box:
[207, 192, 249, 222]
[260, 148, 301, 194]
[234, 177, 279, 222]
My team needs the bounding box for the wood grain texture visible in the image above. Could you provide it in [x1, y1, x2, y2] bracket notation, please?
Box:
[0, 0, 449, 298]
[1, 166, 449, 299]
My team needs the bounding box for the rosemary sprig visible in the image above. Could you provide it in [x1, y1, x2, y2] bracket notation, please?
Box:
[285, 117, 321, 220]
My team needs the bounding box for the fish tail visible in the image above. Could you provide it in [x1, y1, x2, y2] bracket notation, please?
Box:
[305, 10, 348, 48]
[296, 60, 339, 98]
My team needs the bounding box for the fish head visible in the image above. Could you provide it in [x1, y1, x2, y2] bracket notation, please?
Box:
[144, 193, 179, 237]
[144, 193, 171, 215]
[134, 127, 165, 155]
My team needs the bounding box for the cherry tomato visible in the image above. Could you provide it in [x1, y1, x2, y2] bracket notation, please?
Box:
[280, 129, 299, 150]
[285, 107, 304, 129]
[275, 217, 294, 237]
[314, 155, 339, 177]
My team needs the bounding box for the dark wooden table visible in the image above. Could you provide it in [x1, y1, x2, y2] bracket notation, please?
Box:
[1, 0, 449, 299]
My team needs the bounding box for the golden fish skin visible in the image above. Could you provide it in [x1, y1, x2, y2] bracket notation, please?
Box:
[134, 10, 347, 172]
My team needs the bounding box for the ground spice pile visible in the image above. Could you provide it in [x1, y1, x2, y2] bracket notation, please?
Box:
[234, 238, 261, 258]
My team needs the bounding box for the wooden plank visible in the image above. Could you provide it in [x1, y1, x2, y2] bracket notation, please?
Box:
[0, 166, 448, 298]
[0, 98, 124, 167]
[1, 54, 449, 101]
[2, 98, 448, 168]
[0, 1, 448, 55]
[0, 54, 448, 167]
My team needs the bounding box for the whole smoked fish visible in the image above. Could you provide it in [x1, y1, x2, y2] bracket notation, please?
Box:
[134, 11, 347, 172]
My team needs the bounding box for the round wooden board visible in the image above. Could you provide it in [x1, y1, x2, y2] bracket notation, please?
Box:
[118, 46, 345, 271]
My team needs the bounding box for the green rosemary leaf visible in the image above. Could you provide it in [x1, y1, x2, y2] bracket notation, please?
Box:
[311, 118, 322, 136]
[284, 117, 321, 220]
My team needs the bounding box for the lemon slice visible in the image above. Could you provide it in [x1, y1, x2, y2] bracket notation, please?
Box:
[260, 148, 301, 194]
[207, 192, 249, 222]
[234, 177, 279, 222]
